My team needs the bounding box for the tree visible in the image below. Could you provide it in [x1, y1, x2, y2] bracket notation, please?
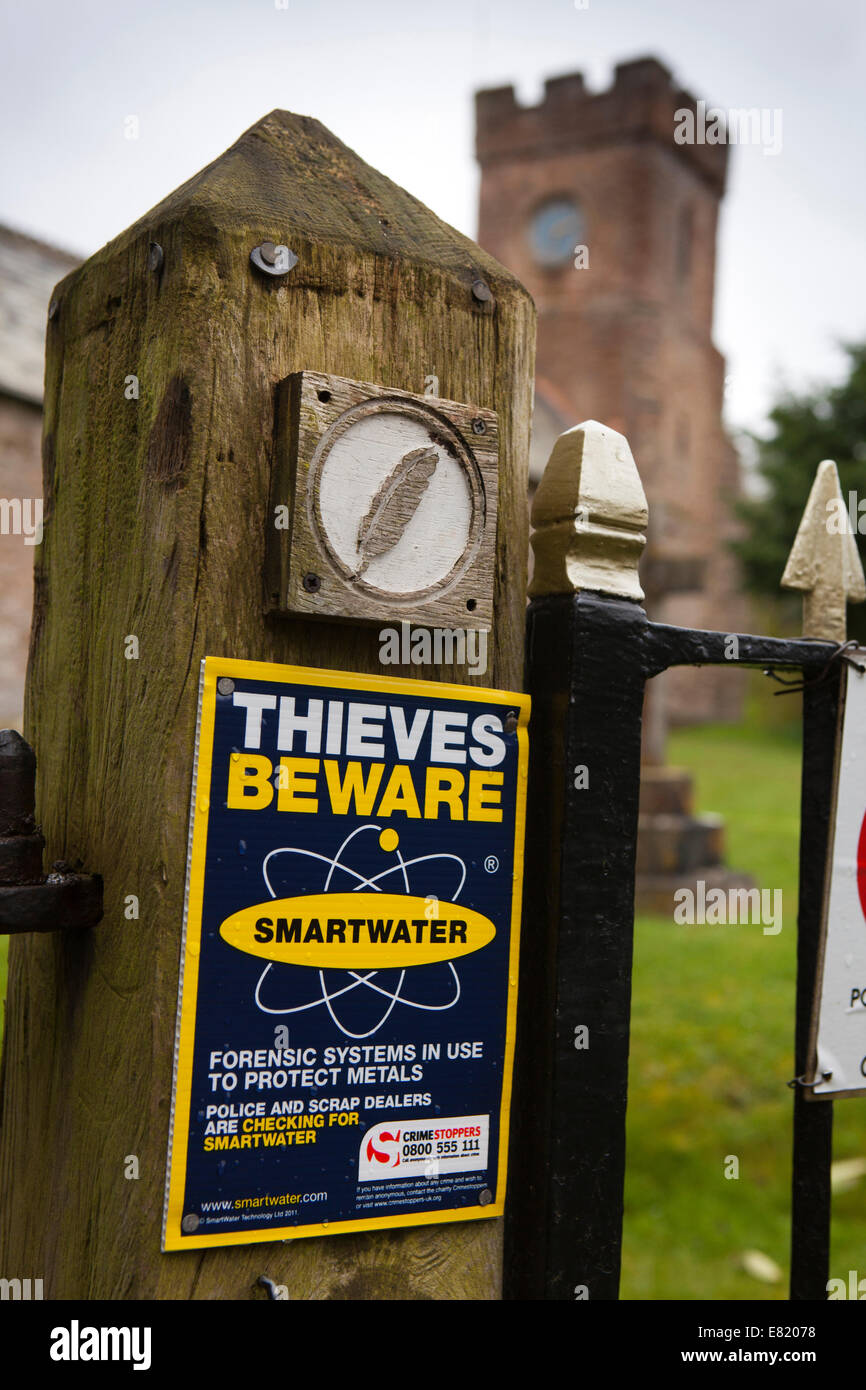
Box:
[732, 343, 866, 641]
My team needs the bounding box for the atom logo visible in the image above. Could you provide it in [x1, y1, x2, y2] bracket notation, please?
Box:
[253, 825, 467, 1039]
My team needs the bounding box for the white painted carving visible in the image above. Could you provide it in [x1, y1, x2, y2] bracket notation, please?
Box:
[317, 411, 472, 594]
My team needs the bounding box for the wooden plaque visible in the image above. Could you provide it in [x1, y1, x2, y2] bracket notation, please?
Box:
[268, 371, 498, 628]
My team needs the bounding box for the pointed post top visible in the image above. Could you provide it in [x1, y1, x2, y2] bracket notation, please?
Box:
[57, 109, 526, 300]
[529, 419, 648, 601]
[781, 459, 866, 641]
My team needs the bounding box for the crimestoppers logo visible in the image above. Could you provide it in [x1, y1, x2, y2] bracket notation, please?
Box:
[358, 1116, 489, 1182]
[366, 1129, 401, 1168]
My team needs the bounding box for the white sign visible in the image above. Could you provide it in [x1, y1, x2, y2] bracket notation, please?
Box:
[358, 1115, 489, 1182]
[810, 651, 866, 1097]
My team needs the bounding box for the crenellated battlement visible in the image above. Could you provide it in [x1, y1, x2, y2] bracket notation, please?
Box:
[476, 56, 728, 194]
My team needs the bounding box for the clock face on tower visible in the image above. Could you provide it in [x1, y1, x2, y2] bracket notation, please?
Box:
[529, 197, 584, 268]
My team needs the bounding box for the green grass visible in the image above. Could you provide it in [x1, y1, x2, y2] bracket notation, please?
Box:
[621, 718, 866, 1299]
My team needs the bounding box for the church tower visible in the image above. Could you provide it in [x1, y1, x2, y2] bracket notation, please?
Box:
[476, 56, 746, 724]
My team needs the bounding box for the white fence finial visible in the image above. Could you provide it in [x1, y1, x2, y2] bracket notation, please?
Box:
[781, 459, 866, 641]
[529, 420, 648, 601]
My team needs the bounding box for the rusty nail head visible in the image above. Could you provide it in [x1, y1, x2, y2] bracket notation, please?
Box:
[148, 241, 164, 272]
[479, 1188, 493, 1206]
[471, 417, 486, 435]
[217, 677, 235, 696]
[504, 712, 518, 735]
[302, 573, 321, 594]
[471, 278, 492, 303]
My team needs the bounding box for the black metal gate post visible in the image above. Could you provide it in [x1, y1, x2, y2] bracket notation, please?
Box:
[506, 590, 650, 1300]
[505, 420, 652, 1300]
[505, 420, 848, 1301]
[789, 670, 839, 1299]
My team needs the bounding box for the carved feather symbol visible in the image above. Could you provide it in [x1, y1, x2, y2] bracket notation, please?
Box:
[355, 446, 438, 576]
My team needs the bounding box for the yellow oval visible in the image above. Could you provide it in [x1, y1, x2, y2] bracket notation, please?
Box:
[219, 893, 496, 969]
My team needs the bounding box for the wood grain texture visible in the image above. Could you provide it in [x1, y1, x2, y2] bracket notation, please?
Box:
[0, 110, 535, 1299]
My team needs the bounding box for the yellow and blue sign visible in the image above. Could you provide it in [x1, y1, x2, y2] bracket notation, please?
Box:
[162, 657, 529, 1249]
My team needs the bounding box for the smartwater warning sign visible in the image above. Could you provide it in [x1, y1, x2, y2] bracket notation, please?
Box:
[162, 657, 529, 1249]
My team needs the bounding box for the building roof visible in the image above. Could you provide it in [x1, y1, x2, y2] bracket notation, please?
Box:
[0, 225, 81, 405]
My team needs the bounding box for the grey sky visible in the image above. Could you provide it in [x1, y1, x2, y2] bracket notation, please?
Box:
[2, 0, 864, 438]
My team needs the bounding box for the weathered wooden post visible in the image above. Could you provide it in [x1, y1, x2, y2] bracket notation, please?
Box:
[0, 111, 534, 1299]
